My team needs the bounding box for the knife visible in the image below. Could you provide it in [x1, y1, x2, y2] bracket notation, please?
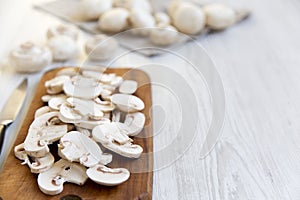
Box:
[0, 79, 27, 154]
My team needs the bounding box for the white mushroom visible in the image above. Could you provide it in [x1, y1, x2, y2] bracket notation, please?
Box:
[47, 25, 78, 41]
[15, 143, 55, 174]
[45, 75, 70, 94]
[119, 80, 137, 94]
[63, 75, 103, 99]
[76, 126, 92, 137]
[150, 24, 179, 46]
[37, 159, 88, 195]
[203, 3, 236, 30]
[75, 118, 110, 130]
[85, 34, 119, 61]
[48, 96, 67, 110]
[129, 8, 155, 36]
[154, 12, 171, 25]
[80, 0, 112, 21]
[35, 106, 54, 119]
[9, 41, 52, 73]
[41, 94, 67, 103]
[172, 2, 206, 34]
[87, 164, 130, 186]
[59, 103, 83, 124]
[117, 112, 145, 136]
[98, 8, 130, 33]
[111, 93, 145, 113]
[58, 131, 112, 167]
[48, 35, 78, 61]
[167, 0, 182, 17]
[24, 112, 68, 157]
[92, 122, 143, 158]
[124, 0, 152, 13]
[56, 67, 80, 77]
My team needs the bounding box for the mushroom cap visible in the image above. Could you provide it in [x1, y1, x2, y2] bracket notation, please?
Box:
[37, 159, 88, 195]
[80, 0, 112, 21]
[9, 41, 52, 73]
[124, 0, 152, 13]
[129, 8, 155, 36]
[150, 24, 179, 46]
[172, 2, 206, 35]
[47, 25, 78, 41]
[203, 3, 236, 30]
[119, 80, 138, 94]
[167, 0, 182, 17]
[154, 12, 171, 25]
[85, 34, 119, 61]
[48, 35, 78, 61]
[111, 93, 145, 112]
[87, 164, 130, 186]
[98, 8, 130, 33]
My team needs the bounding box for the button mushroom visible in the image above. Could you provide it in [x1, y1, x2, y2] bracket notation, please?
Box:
[37, 159, 88, 195]
[47, 25, 79, 41]
[47, 35, 78, 62]
[92, 122, 143, 158]
[154, 12, 171, 25]
[129, 8, 155, 36]
[98, 8, 130, 33]
[9, 41, 52, 73]
[87, 164, 130, 186]
[80, 0, 112, 21]
[150, 24, 179, 46]
[111, 93, 145, 113]
[58, 131, 112, 167]
[172, 2, 206, 34]
[124, 0, 152, 13]
[203, 3, 236, 30]
[85, 34, 119, 61]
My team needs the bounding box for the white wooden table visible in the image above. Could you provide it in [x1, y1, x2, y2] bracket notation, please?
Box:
[1, 0, 300, 199]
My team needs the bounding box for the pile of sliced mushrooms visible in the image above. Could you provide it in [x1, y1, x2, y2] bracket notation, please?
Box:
[14, 68, 146, 195]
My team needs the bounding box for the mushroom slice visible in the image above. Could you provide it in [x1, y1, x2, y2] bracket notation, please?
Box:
[87, 164, 130, 186]
[15, 143, 55, 174]
[110, 76, 123, 88]
[119, 80, 138, 94]
[37, 159, 88, 195]
[24, 112, 68, 157]
[92, 123, 143, 158]
[111, 93, 145, 113]
[76, 126, 92, 137]
[41, 94, 66, 103]
[48, 96, 66, 110]
[45, 75, 70, 95]
[117, 112, 145, 136]
[63, 75, 103, 99]
[56, 68, 80, 77]
[75, 118, 110, 130]
[59, 131, 112, 167]
[59, 103, 82, 124]
[35, 106, 53, 119]
[81, 70, 103, 80]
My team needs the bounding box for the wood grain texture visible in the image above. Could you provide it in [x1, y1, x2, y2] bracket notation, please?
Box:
[0, 67, 153, 200]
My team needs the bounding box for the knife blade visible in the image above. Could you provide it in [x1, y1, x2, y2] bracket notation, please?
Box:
[0, 78, 27, 154]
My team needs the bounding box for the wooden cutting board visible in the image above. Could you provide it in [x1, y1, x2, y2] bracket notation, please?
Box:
[0, 67, 153, 200]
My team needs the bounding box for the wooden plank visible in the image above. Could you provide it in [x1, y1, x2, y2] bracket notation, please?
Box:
[0, 67, 153, 200]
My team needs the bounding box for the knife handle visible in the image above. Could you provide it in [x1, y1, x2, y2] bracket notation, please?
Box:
[0, 124, 7, 155]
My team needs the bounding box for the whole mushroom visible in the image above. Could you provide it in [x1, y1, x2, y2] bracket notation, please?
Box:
[172, 2, 206, 35]
[47, 25, 78, 41]
[150, 24, 179, 46]
[203, 3, 236, 30]
[124, 0, 152, 13]
[80, 0, 112, 21]
[48, 35, 78, 61]
[98, 8, 130, 33]
[129, 8, 156, 36]
[9, 41, 52, 73]
[85, 34, 119, 61]
[154, 12, 171, 25]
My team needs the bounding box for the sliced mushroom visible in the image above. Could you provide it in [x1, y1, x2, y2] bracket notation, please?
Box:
[87, 164, 130, 186]
[63, 75, 103, 99]
[37, 159, 88, 195]
[48, 96, 67, 110]
[119, 80, 137, 94]
[35, 106, 54, 119]
[203, 3, 236, 30]
[56, 67, 80, 77]
[117, 112, 145, 136]
[59, 103, 83, 123]
[85, 34, 119, 61]
[15, 143, 55, 174]
[24, 112, 68, 157]
[129, 8, 155, 36]
[150, 24, 179, 46]
[48, 35, 78, 61]
[45, 75, 71, 94]
[98, 8, 130, 33]
[111, 93, 145, 112]
[9, 41, 52, 73]
[47, 25, 78, 41]
[76, 126, 92, 137]
[81, 70, 103, 80]
[92, 123, 143, 158]
[58, 131, 112, 167]
[80, 0, 112, 21]
[41, 94, 67, 103]
[75, 118, 111, 130]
